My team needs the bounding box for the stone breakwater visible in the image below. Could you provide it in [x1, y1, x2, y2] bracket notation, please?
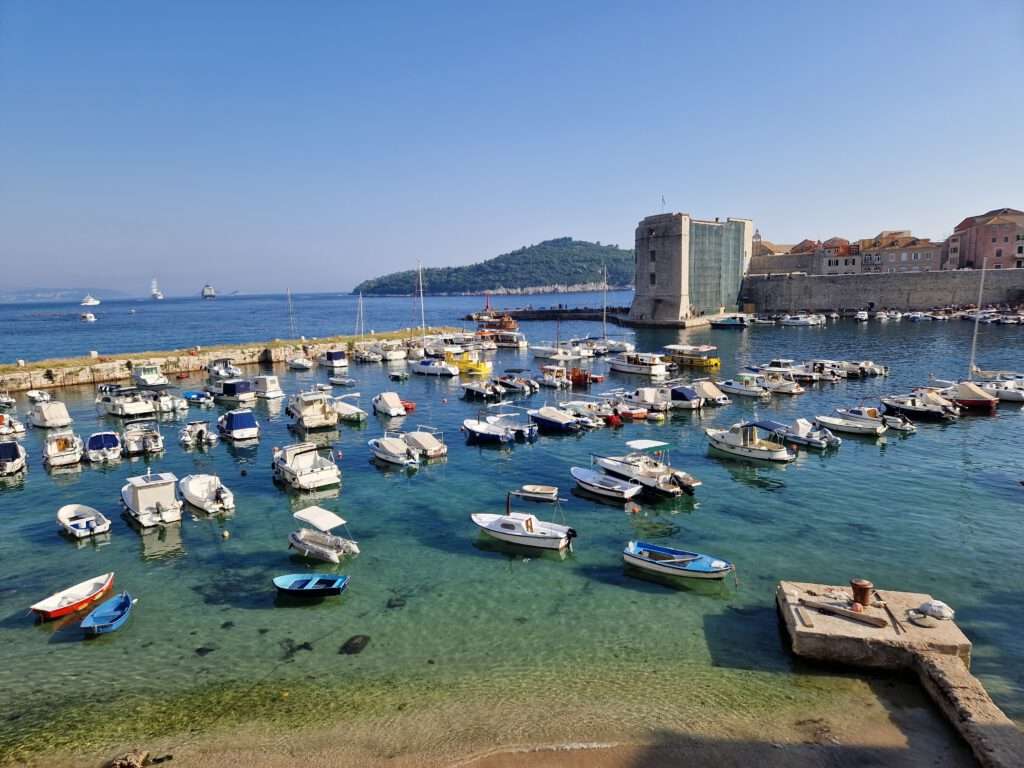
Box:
[0, 330, 449, 393]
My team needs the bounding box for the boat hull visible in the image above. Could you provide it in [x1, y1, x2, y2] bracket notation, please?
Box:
[705, 432, 793, 462]
[31, 572, 115, 621]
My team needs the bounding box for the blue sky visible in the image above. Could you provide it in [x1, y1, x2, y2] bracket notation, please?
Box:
[1, 1, 1021, 295]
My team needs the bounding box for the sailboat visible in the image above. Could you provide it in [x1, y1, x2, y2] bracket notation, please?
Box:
[286, 290, 314, 370]
[412, 263, 458, 376]
[150, 278, 164, 300]
[601, 264, 634, 353]
[353, 292, 382, 362]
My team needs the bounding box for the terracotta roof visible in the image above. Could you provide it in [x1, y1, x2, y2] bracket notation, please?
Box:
[822, 237, 849, 247]
[791, 238, 821, 253]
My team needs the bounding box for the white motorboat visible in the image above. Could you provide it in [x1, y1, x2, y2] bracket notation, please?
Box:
[253, 375, 285, 399]
[705, 422, 795, 462]
[371, 340, 408, 362]
[0, 391, 15, 409]
[470, 490, 576, 551]
[0, 440, 27, 476]
[85, 431, 122, 463]
[121, 420, 164, 456]
[202, 284, 216, 299]
[709, 314, 750, 329]
[833, 406, 915, 433]
[531, 345, 580, 362]
[759, 418, 841, 450]
[608, 352, 668, 377]
[329, 376, 357, 386]
[539, 365, 572, 389]
[758, 358, 820, 382]
[207, 357, 242, 380]
[208, 378, 256, 406]
[806, 360, 847, 380]
[814, 414, 886, 436]
[691, 379, 731, 406]
[80, 294, 101, 306]
[131, 363, 169, 388]
[332, 395, 369, 423]
[604, 338, 636, 353]
[319, 349, 349, 370]
[218, 409, 261, 441]
[461, 381, 506, 401]
[495, 372, 539, 394]
[272, 442, 341, 490]
[463, 418, 514, 444]
[372, 391, 407, 417]
[402, 427, 447, 461]
[353, 343, 383, 363]
[619, 387, 673, 412]
[26, 389, 51, 404]
[368, 433, 419, 468]
[716, 373, 771, 399]
[151, 278, 164, 300]
[30, 400, 73, 428]
[975, 379, 1024, 402]
[570, 466, 641, 500]
[80, 312, 97, 322]
[121, 470, 182, 527]
[528, 405, 584, 433]
[142, 390, 189, 414]
[286, 390, 339, 430]
[412, 357, 459, 376]
[760, 372, 805, 395]
[492, 331, 529, 349]
[562, 399, 613, 421]
[485, 413, 538, 441]
[666, 384, 705, 410]
[288, 356, 314, 371]
[179, 420, 219, 447]
[855, 311, 870, 321]
[42, 429, 84, 467]
[855, 360, 889, 377]
[56, 504, 111, 538]
[288, 506, 359, 563]
[95, 386, 157, 418]
[594, 440, 701, 496]
[0, 412, 27, 436]
[178, 474, 235, 514]
[778, 313, 825, 327]
[881, 393, 959, 422]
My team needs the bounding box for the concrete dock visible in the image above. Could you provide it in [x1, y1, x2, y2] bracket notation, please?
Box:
[777, 581, 1024, 768]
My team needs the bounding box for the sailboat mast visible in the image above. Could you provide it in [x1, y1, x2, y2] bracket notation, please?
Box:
[418, 262, 427, 344]
[968, 257, 987, 378]
[602, 264, 608, 340]
[356, 292, 364, 341]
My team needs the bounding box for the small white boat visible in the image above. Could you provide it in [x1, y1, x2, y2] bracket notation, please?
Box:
[368, 434, 419, 468]
[142, 390, 189, 414]
[760, 418, 841, 449]
[975, 379, 1024, 402]
[80, 312, 97, 323]
[608, 352, 668, 377]
[253, 375, 285, 399]
[814, 414, 886, 436]
[56, 504, 112, 539]
[121, 420, 164, 456]
[329, 376, 357, 386]
[179, 420, 219, 447]
[26, 389, 51, 404]
[131, 363, 169, 388]
[178, 474, 235, 514]
[402, 427, 447, 461]
[595, 440, 701, 496]
[121, 470, 183, 527]
[85, 431, 122, 463]
[470, 490, 576, 551]
[43, 429, 84, 467]
[286, 390, 339, 430]
[288, 356, 314, 371]
[691, 379, 731, 406]
[207, 357, 242, 380]
[372, 391, 407, 418]
[461, 380, 506, 400]
[81, 294, 101, 307]
[272, 442, 341, 490]
[705, 422, 795, 462]
[372, 340, 408, 362]
[412, 358, 459, 377]
[855, 311, 870, 322]
[0, 412, 27, 436]
[570, 467, 641, 500]
[95, 386, 157, 418]
[0, 391, 15, 409]
[30, 401, 73, 428]
[288, 506, 359, 563]
[218, 409, 261, 441]
[539, 365, 572, 389]
[0, 440, 27, 476]
[716, 373, 770, 399]
[759, 372, 805, 395]
[758, 358, 820, 383]
[332, 396, 369, 423]
[833, 406, 915, 433]
[319, 349, 349, 370]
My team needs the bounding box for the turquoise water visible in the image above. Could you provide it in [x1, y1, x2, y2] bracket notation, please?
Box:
[0, 315, 1022, 760]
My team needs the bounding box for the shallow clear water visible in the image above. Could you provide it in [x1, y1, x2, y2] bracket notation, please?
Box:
[0, 309, 1022, 760]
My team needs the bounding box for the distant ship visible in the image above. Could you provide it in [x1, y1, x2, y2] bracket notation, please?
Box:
[201, 284, 217, 300]
[80, 294, 101, 307]
[151, 279, 164, 300]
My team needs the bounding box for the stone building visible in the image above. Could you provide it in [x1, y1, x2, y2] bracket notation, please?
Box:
[628, 212, 753, 324]
[858, 231, 945, 273]
[946, 208, 1024, 270]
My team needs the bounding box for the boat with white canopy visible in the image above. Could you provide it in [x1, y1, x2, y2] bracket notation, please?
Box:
[30, 400, 73, 428]
[179, 420, 219, 447]
[368, 433, 419, 468]
[594, 440, 701, 496]
[272, 442, 341, 490]
[286, 389, 339, 430]
[288, 506, 359, 563]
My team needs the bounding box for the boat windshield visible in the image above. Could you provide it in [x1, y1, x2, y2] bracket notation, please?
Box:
[87, 433, 119, 450]
[0, 442, 19, 460]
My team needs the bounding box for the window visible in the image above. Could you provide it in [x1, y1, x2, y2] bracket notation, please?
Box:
[996, 249, 1002, 258]
[994, 264, 1002, 269]
[852, 258, 857, 266]
[913, 253, 919, 261]
[901, 252, 908, 262]
[649, 250, 656, 261]
[1017, 259, 1023, 268]
[951, 247, 959, 254]
[500, 523, 515, 530]
[1004, 237, 1009, 242]
[1018, 245, 1023, 255]
[649, 272, 656, 286]
[992, 237, 997, 243]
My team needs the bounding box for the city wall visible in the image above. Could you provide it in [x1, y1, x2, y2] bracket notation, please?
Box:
[741, 269, 1024, 312]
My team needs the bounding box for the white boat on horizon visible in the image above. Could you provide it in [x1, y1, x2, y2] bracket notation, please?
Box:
[80, 294, 101, 307]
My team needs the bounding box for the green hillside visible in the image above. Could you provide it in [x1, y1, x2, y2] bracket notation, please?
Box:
[352, 238, 634, 295]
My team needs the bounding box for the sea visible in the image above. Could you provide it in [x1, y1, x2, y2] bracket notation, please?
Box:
[0, 291, 1021, 762]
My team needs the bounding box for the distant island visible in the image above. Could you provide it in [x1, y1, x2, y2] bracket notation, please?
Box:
[352, 238, 635, 296]
[0, 287, 130, 304]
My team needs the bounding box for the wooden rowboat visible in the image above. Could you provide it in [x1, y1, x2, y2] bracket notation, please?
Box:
[273, 573, 350, 598]
[30, 572, 115, 621]
[81, 592, 135, 635]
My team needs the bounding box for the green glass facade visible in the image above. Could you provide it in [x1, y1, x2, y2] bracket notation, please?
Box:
[688, 219, 749, 315]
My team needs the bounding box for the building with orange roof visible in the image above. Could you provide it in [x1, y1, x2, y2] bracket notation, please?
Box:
[945, 208, 1024, 270]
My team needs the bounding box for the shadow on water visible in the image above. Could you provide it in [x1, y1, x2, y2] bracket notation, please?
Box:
[470, 535, 570, 563]
[575, 562, 733, 598]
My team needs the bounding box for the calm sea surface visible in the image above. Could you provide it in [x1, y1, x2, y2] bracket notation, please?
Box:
[0, 293, 1022, 760]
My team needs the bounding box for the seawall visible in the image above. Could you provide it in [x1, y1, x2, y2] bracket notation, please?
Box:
[740, 269, 1024, 312]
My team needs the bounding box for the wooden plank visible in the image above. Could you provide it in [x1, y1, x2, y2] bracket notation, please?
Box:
[798, 598, 888, 628]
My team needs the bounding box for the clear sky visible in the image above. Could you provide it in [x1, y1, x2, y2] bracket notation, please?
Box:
[1, 1, 1022, 295]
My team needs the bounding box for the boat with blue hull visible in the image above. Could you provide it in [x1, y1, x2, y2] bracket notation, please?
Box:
[80, 592, 135, 635]
[273, 573, 350, 598]
[623, 541, 734, 580]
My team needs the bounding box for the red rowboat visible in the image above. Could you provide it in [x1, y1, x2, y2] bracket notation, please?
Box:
[400, 400, 416, 413]
[30, 572, 114, 621]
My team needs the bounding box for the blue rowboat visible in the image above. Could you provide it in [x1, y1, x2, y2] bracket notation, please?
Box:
[80, 591, 134, 635]
[273, 573, 350, 598]
[623, 541, 734, 580]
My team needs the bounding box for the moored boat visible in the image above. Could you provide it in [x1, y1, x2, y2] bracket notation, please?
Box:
[218, 409, 260, 441]
[30, 572, 115, 621]
[288, 507, 359, 563]
[273, 573, 350, 598]
[623, 541, 734, 580]
[814, 414, 886, 436]
[470, 489, 576, 551]
[85, 431, 122, 463]
[43, 430, 84, 468]
[570, 466, 641, 500]
[57, 504, 112, 538]
[121, 470, 183, 527]
[0, 440, 28, 476]
[704, 422, 795, 462]
[178, 474, 235, 514]
[881, 393, 959, 422]
[594, 440, 701, 496]
[273, 442, 342, 490]
[179, 420, 218, 447]
[80, 592, 134, 636]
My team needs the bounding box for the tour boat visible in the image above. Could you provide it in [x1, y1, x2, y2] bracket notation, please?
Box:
[253, 375, 285, 399]
[85, 431, 123, 463]
[131, 363, 169, 389]
[43, 429, 84, 467]
[179, 420, 218, 447]
[178, 474, 235, 514]
[0, 440, 27, 476]
[151, 278, 164, 300]
[528, 405, 584, 433]
[412, 357, 459, 376]
[570, 466, 642, 501]
[57, 504, 112, 538]
[80, 294, 101, 307]
[273, 573, 350, 598]
[463, 418, 514, 444]
[95, 386, 156, 418]
[709, 314, 749, 329]
[217, 409, 261, 441]
[81, 592, 134, 636]
[881, 393, 960, 422]
[0, 413, 25, 436]
[288, 506, 359, 564]
[471, 490, 576, 551]
[813, 415, 886, 436]
[332, 396, 369, 423]
[445, 350, 491, 377]
[758, 418, 841, 450]
[319, 349, 349, 370]
[202, 284, 217, 300]
[663, 344, 721, 369]
[705, 422, 796, 462]
[209, 378, 256, 407]
[372, 391, 407, 418]
[30, 572, 114, 621]
[716, 373, 771, 399]
[608, 352, 668, 377]
[286, 390, 339, 430]
[402, 427, 447, 461]
[121, 420, 164, 456]
[368, 434, 419, 468]
[833, 406, 915, 433]
[461, 381, 507, 401]
[29, 400, 73, 429]
[272, 442, 341, 490]
[207, 358, 242, 380]
[623, 541, 734, 581]
[26, 389, 51, 404]
[594, 440, 701, 497]
[539, 365, 572, 389]
[121, 471, 183, 527]
[484, 413, 538, 441]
